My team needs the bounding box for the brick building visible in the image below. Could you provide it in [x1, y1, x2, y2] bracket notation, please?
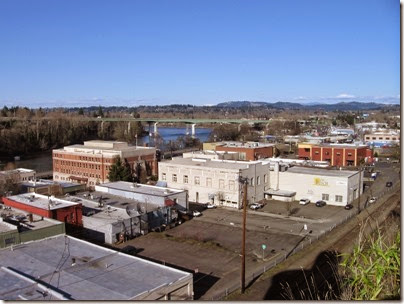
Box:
[2, 193, 82, 226]
[298, 143, 373, 167]
[53, 140, 158, 188]
[206, 141, 275, 161]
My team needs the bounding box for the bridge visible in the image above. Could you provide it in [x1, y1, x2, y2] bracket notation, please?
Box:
[0, 117, 276, 137]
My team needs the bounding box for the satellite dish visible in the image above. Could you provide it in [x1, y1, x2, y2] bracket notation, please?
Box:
[126, 205, 140, 217]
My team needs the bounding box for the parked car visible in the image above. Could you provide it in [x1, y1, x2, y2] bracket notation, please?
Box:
[344, 204, 353, 210]
[315, 200, 326, 207]
[386, 181, 393, 187]
[299, 198, 310, 205]
[249, 203, 261, 210]
[369, 197, 377, 204]
[206, 204, 217, 209]
[192, 210, 202, 217]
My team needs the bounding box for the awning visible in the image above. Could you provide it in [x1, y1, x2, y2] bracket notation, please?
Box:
[264, 189, 296, 197]
[69, 176, 88, 182]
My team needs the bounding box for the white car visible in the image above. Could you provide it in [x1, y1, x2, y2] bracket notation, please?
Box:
[192, 210, 202, 217]
[206, 204, 217, 209]
[299, 198, 310, 205]
[369, 197, 377, 204]
[249, 203, 261, 210]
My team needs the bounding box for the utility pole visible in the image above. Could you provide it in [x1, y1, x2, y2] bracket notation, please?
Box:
[357, 164, 362, 214]
[239, 176, 248, 294]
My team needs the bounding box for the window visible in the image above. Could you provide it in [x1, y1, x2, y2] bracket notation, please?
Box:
[347, 153, 352, 156]
[322, 193, 329, 201]
[206, 177, 212, 187]
[239, 152, 247, 160]
[162, 173, 166, 181]
[219, 179, 224, 189]
[256, 176, 260, 185]
[336, 152, 341, 156]
[183, 175, 188, 184]
[386, 137, 390, 140]
[264, 174, 268, 183]
[194, 176, 200, 185]
[379, 137, 383, 140]
[229, 180, 235, 190]
[372, 137, 376, 140]
[172, 174, 177, 182]
[315, 151, 319, 154]
[335, 195, 343, 202]
[325, 151, 330, 155]
[250, 178, 255, 186]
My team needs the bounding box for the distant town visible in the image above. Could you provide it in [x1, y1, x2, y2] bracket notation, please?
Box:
[0, 102, 400, 300]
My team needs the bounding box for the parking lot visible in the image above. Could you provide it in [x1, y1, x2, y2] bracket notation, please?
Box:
[112, 162, 400, 300]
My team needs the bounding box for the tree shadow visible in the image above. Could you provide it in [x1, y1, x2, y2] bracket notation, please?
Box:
[264, 250, 342, 300]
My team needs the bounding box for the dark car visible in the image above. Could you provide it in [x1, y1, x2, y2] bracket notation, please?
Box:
[386, 181, 393, 187]
[315, 200, 326, 207]
[344, 204, 353, 210]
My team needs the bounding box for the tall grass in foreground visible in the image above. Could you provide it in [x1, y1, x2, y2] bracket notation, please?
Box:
[340, 229, 400, 300]
[281, 223, 400, 300]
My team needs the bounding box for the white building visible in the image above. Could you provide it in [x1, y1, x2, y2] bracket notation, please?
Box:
[268, 165, 363, 206]
[159, 158, 270, 209]
[0, 168, 36, 185]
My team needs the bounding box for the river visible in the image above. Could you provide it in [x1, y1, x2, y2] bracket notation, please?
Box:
[0, 127, 212, 173]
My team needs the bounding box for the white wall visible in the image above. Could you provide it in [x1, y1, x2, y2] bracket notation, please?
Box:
[269, 170, 363, 206]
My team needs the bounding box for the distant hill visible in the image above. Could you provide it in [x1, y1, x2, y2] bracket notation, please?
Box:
[215, 101, 397, 111]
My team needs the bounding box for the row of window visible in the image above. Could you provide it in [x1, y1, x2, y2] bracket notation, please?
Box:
[162, 173, 268, 188]
[55, 175, 96, 185]
[57, 168, 102, 178]
[314, 151, 352, 156]
[55, 160, 104, 170]
[365, 136, 397, 140]
[322, 194, 343, 202]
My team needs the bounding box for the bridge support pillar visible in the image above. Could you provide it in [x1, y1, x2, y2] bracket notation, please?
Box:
[238, 124, 242, 132]
[101, 121, 104, 132]
[127, 122, 131, 133]
[154, 122, 158, 135]
[191, 124, 196, 138]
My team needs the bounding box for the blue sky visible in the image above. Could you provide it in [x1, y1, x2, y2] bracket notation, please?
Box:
[0, 0, 400, 107]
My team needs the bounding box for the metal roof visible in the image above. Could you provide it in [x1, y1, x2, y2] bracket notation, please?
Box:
[0, 235, 192, 300]
[98, 181, 186, 197]
[286, 166, 358, 177]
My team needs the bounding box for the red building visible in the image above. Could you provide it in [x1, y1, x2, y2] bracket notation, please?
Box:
[215, 142, 275, 161]
[53, 140, 158, 188]
[298, 143, 373, 167]
[2, 193, 82, 226]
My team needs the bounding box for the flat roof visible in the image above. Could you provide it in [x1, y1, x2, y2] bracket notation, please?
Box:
[65, 191, 161, 215]
[20, 180, 83, 188]
[219, 141, 275, 148]
[286, 166, 358, 177]
[99, 181, 186, 197]
[0, 235, 192, 300]
[6, 193, 79, 211]
[163, 157, 253, 170]
[0, 221, 17, 233]
[0, 205, 63, 231]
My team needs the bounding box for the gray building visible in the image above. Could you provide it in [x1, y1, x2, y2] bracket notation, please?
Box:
[95, 181, 188, 210]
[66, 190, 178, 244]
[0, 234, 193, 300]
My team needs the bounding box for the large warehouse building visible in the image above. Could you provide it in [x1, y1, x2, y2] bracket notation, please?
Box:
[268, 165, 363, 206]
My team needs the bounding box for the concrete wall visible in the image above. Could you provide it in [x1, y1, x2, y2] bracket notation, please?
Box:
[269, 170, 363, 206]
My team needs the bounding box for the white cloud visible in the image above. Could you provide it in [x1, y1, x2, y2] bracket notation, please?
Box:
[336, 93, 355, 99]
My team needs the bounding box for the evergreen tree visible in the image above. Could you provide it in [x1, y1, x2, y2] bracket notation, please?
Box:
[107, 157, 133, 182]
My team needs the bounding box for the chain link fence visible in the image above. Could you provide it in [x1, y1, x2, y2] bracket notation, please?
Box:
[209, 181, 400, 300]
